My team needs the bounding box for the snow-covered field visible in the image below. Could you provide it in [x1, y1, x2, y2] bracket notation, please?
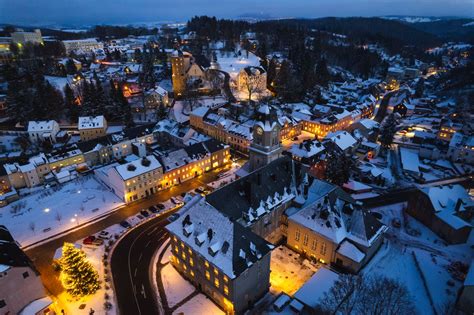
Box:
[173, 294, 224, 315]
[161, 264, 195, 308]
[0, 176, 124, 247]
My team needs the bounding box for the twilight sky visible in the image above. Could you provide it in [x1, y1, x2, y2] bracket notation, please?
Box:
[0, 0, 472, 26]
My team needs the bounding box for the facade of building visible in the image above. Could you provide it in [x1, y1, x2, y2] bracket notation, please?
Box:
[0, 226, 52, 315]
[166, 200, 272, 314]
[27, 120, 60, 144]
[171, 50, 192, 96]
[286, 178, 386, 273]
[95, 155, 163, 203]
[11, 29, 43, 46]
[78, 115, 108, 141]
[62, 38, 103, 54]
[447, 132, 474, 165]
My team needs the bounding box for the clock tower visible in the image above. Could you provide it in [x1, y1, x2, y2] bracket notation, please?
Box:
[249, 105, 282, 172]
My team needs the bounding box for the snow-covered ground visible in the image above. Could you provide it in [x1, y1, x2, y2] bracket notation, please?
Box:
[270, 245, 320, 296]
[208, 162, 242, 189]
[367, 202, 474, 314]
[216, 49, 260, 81]
[172, 294, 224, 315]
[161, 264, 195, 308]
[0, 176, 124, 247]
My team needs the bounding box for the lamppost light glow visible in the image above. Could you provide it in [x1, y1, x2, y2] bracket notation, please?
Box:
[44, 208, 50, 213]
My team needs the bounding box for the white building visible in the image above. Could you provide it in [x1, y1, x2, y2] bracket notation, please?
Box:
[78, 115, 107, 141]
[27, 120, 60, 144]
[62, 38, 103, 54]
[94, 155, 163, 203]
[447, 132, 474, 165]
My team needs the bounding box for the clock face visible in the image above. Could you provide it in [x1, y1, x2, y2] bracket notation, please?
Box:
[256, 127, 263, 135]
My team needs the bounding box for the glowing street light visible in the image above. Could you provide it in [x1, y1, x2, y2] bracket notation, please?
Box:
[44, 208, 50, 213]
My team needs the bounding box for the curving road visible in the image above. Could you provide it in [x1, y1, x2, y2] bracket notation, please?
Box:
[111, 213, 171, 315]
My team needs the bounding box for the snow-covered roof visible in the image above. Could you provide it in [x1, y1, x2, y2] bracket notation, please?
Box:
[422, 184, 472, 230]
[358, 118, 379, 130]
[19, 297, 53, 315]
[337, 240, 365, 262]
[325, 131, 357, 151]
[165, 199, 272, 278]
[400, 147, 420, 174]
[191, 106, 209, 118]
[290, 140, 325, 159]
[343, 180, 372, 192]
[27, 120, 58, 132]
[294, 268, 339, 308]
[115, 155, 162, 180]
[78, 115, 106, 130]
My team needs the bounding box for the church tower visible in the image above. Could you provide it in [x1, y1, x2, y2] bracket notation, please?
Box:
[171, 50, 187, 97]
[249, 105, 282, 172]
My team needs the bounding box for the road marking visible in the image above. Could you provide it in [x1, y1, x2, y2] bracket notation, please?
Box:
[145, 240, 151, 247]
[138, 252, 143, 262]
[134, 267, 137, 277]
[147, 227, 158, 236]
[141, 284, 147, 299]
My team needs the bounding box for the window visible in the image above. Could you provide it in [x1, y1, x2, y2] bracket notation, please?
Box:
[224, 285, 229, 296]
[214, 278, 220, 288]
[190, 258, 194, 267]
[205, 271, 210, 280]
[22, 271, 29, 279]
[311, 239, 317, 250]
[223, 275, 228, 283]
[320, 242, 327, 256]
[190, 270, 195, 277]
[303, 234, 308, 246]
[205, 260, 209, 268]
[295, 229, 300, 241]
[214, 267, 219, 276]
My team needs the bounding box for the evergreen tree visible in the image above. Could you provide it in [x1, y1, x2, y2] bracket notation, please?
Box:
[379, 113, 398, 149]
[93, 72, 109, 117]
[65, 59, 77, 75]
[315, 58, 330, 86]
[60, 242, 100, 297]
[325, 150, 352, 186]
[157, 102, 168, 120]
[64, 85, 79, 122]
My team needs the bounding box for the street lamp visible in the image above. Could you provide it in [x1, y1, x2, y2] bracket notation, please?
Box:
[44, 208, 50, 213]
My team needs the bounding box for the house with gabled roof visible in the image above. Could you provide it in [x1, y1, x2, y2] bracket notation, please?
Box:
[286, 178, 387, 273]
[406, 184, 473, 244]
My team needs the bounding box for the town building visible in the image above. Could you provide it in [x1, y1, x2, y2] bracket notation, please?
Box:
[237, 66, 267, 99]
[157, 139, 230, 189]
[78, 115, 108, 141]
[62, 38, 103, 54]
[447, 132, 474, 165]
[144, 86, 170, 108]
[0, 226, 53, 315]
[166, 199, 272, 314]
[11, 29, 43, 46]
[27, 120, 60, 144]
[406, 184, 473, 244]
[171, 50, 207, 96]
[95, 155, 163, 203]
[286, 178, 387, 273]
[457, 260, 474, 314]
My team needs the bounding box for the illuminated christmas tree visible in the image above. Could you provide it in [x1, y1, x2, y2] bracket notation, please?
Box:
[60, 242, 100, 297]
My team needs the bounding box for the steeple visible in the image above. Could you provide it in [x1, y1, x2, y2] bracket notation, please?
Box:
[249, 105, 282, 172]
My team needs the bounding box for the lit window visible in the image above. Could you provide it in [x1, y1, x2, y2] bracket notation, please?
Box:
[206, 271, 210, 280]
[224, 285, 229, 296]
[205, 260, 209, 268]
[190, 258, 194, 267]
[214, 268, 219, 276]
[190, 270, 195, 277]
[182, 252, 186, 260]
[223, 275, 228, 283]
[214, 278, 220, 288]
[295, 229, 300, 241]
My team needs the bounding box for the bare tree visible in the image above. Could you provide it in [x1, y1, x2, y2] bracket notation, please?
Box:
[321, 274, 416, 315]
[208, 71, 223, 93]
[242, 70, 265, 101]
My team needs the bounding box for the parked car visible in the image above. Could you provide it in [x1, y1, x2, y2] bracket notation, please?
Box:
[167, 213, 180, 223]
[120, 220, 131, 228]
[140, 209, 150, 217]
[195, 186, 205, 194]
[83, 236, 103, 246]
[170, 197, 181, 205]
[97, 231, 110, 240]
[148, 206, 159, 213]
[156, 203, 166, 210]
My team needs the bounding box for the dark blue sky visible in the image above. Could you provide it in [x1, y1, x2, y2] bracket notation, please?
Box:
[0, 0, 472, 26]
